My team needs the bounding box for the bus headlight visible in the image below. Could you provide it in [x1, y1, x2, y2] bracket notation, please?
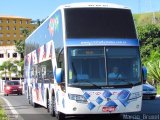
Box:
[129, 92, 142, 100]
[68, 94, 88, 103]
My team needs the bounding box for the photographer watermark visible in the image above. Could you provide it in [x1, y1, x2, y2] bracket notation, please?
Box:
[123, 113, 160, 120]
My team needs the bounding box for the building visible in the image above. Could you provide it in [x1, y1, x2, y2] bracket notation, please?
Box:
[0, 15, 37, 80]
[0, 15, 36, 46]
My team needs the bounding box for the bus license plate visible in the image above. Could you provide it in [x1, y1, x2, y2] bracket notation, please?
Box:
[102, 107, 116, 112]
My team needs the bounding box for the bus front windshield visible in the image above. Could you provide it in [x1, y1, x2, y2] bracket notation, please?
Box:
[67, 47, 141, 88]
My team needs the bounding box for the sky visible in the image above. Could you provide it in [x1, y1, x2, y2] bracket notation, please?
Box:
[0, 0, 160, 20]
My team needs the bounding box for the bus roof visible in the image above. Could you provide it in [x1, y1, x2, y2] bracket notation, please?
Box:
[25, 2, 130, 43]
[60, 2, 129, 10]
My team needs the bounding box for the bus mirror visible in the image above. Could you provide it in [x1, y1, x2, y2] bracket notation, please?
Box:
[56, 68, 63, 84]
[142, 66, 147, 83]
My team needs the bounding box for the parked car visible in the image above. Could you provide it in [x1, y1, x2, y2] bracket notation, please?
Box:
[143, 82, 157, 99]
[4, 81, 23, 96]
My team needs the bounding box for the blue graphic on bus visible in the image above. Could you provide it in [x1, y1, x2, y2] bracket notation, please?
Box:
[88, 102, 95, 110]
[103, 90, 112, 99]
[117, 90, 131, 107]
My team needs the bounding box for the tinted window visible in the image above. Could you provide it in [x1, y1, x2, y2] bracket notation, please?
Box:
[67, 47, 141, 88]
[65, 8, 136, 38]
[107, 47, 141, 86]
[31, 60, 54, 83]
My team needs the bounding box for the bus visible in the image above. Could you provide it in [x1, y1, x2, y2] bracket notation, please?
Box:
[24, 3, 142, 120]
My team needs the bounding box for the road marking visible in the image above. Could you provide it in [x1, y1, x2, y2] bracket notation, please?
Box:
[0, 96, 24, 120]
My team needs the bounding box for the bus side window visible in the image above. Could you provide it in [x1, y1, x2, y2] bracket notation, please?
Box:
[57, 49, 64, 69]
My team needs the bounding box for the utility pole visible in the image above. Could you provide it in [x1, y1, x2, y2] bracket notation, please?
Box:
[152, 12, 156, 24]
[5, 67, 6, 82]
[149, 0, 156, 24]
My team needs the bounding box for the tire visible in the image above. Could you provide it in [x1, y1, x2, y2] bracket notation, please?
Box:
[28, 88, 31, 104]
[47, 98, 50, 113]
[32, 102, 38, 108]
[150, 96, 156, 100]
[28, 94, 31, 104]
[56, 112, 65, 120]
[49, 96, 55, 116]
[54, 96, 65, 120]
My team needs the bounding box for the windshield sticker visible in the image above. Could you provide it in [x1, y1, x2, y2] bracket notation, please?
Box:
[69, 70, 72, 80]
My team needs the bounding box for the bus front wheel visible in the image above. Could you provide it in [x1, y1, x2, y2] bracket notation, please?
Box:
[53, 96, 65, 120]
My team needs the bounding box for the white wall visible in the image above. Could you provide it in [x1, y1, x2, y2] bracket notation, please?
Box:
[0, 46, 21, 78]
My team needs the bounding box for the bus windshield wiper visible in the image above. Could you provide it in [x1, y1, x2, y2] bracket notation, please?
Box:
[116, 78, 134, 86]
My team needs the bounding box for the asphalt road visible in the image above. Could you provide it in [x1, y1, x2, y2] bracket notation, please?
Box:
[1, 94, 160, 120]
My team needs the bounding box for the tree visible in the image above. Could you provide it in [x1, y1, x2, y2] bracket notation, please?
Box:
[137, 24, 160, 86]
[137, 24, 160, 63]
[147, 60, 160, 87]
[13, 28, 31, 80]
[0, 60, 18, 80]
[14, 39, 25, 58]
[14, 60, 24, 79]
[14, 28, 30, 58]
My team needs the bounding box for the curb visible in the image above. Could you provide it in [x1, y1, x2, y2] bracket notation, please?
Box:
[0, 96, 24, 120]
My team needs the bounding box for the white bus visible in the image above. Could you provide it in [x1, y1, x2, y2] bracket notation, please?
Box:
[24, 3, 142, 120]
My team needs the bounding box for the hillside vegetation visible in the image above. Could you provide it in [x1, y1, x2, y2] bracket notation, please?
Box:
[133, 11, 160, 86]
[133, 11, 160, 26]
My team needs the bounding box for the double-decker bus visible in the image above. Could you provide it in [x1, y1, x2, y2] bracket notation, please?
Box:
[24, 3, 142, 120]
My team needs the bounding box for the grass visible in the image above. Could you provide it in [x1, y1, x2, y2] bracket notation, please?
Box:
[133, 12, 160, 26]
[0, 98, 8, 120]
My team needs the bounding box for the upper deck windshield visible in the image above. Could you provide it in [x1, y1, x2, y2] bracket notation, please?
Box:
[65, 8, 136, 38]
[68, 47, 141, 88]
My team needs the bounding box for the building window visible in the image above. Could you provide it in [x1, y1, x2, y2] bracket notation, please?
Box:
[20, 20, 22, 24]
[7, 40, 11, 44]
[0, 20, 2, 23]
[14, 33, 16, 37]
[0, 54, 4, 58]
[6, 26, 10, 30]
[0, 40, 3, 45]
[8, 53, 10, 58]
[26, 20, 29, 24]
[0, 33, 3, 37]
[6, 19, 9, 23]
[13, 20, 16, 24]
[13, 53, 17, 58]
[0, 26, 2, 30]
[13, 27, 16, 30]
[20, 27, 23, 31]
[6, 34, 10, 37]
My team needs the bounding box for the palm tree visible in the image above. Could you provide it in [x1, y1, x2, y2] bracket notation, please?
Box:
[147, 60, 160, 88]
[0, 60, 18, 80]
[14, 60, 24, 83]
